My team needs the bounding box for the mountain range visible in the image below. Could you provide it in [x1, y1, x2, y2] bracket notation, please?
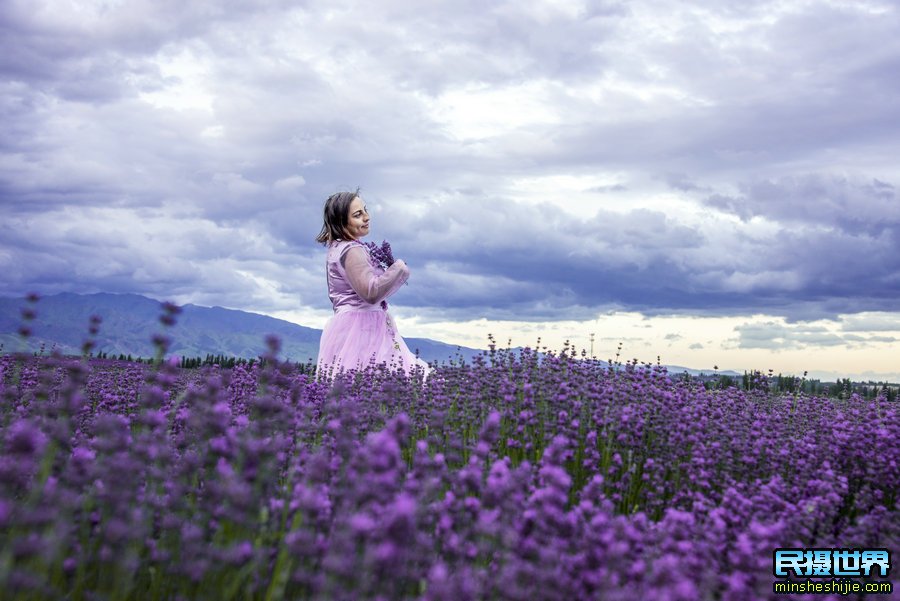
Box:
[0, 292, 741, 376]
[0, 292, 483, 365]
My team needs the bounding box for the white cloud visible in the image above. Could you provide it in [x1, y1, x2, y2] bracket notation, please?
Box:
[274, 175, 306, 191]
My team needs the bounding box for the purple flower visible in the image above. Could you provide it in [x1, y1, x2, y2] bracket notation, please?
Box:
[0, 335, 895, 600]
[364, 240, 396, 270]
[223, 540, 254, 565]
[349, 512, 377, 536]
[5, 421, 47, 457]
[0, 499, 10, 527]
[365, 240, 402, 310]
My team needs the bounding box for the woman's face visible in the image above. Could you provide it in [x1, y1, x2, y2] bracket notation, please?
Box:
[345, 196, 370, 239]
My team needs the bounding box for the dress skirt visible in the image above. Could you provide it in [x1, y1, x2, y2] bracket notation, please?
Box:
[317, 307, 429, 377]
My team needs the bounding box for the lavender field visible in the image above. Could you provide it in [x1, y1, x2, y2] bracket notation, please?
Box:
[1, 326, 897, 600]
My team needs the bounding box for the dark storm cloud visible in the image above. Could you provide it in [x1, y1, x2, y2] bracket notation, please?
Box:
[361, 197, 801, 320]
[703, 175, 900, 235]
[1, 0, 899, 325]
[4, 3, 194, 98]
[361, 182, 899, 321]
[686, 173, 900, 321]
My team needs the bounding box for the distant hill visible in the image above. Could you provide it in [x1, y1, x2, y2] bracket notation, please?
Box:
[0, 292, 484, 365]
[0, 293, 748, 376]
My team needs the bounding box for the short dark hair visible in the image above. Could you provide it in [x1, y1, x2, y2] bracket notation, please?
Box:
[315, 188, 361, 244]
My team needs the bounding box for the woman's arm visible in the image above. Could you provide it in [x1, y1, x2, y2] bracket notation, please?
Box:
[342, 246, 410, 305]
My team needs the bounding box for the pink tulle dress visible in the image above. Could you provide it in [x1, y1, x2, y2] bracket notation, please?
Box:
[316, 239, 430, 378]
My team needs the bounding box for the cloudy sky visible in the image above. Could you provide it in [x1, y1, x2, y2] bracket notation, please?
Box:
[2, 0, 899, 381]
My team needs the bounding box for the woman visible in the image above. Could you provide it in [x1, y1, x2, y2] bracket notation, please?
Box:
[315, 189, 430, 378]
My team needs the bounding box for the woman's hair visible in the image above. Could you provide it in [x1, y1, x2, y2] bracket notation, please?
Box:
[315, 188, 361, 244]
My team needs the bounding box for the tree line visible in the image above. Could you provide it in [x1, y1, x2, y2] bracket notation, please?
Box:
[86, 351, 317, 374]
[698, 370, 898, 401]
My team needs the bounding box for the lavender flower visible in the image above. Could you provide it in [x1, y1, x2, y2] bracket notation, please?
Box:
[364, 240, 395, 270]
[365, 239, 402, 309]
[0, 328, 896, 600]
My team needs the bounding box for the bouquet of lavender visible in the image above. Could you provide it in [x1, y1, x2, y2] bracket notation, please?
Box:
[365, 240, 401, 310]
[364, 240, 395, 270]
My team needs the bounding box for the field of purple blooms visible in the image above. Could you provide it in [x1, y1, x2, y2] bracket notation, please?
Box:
[1, 336, 897, 600]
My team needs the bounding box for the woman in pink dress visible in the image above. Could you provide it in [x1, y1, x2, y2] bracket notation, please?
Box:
[315, 190, 430, 378]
